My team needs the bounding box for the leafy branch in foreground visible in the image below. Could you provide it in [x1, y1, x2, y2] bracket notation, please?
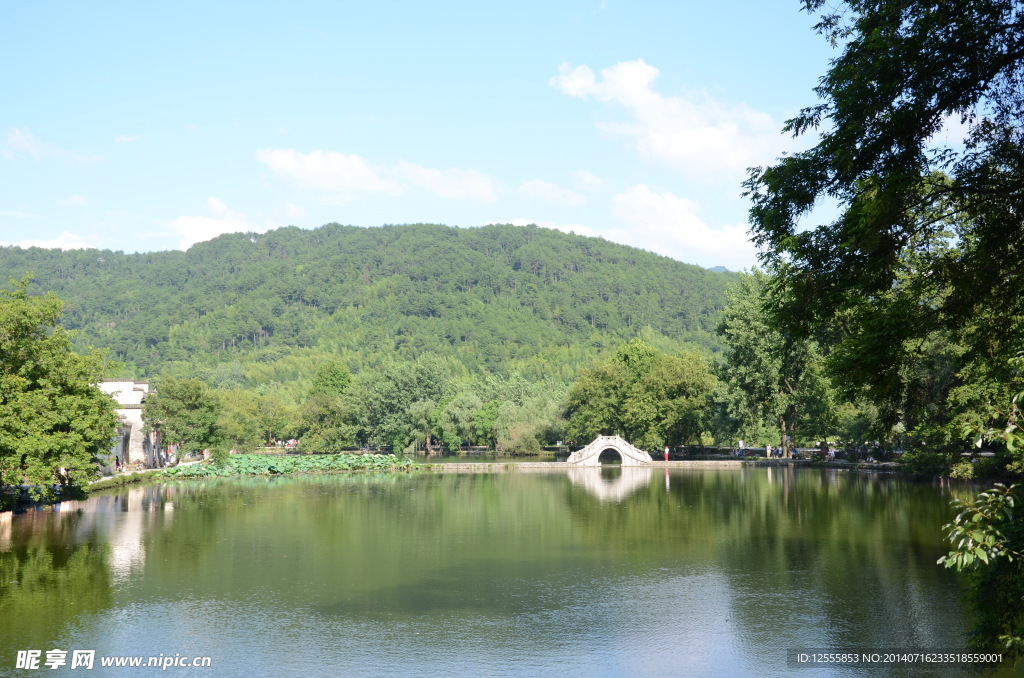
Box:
[967, 354, 1024, 459]
[938, 483, 1024, 656]
[940, 358, 1024, 655]
[939, 484, 1021, 570]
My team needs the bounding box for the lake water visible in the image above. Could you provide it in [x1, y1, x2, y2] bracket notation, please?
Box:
[0, 467, 1015, 677]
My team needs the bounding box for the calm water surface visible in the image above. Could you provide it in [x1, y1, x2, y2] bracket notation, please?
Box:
[0, 467, 1013, 677]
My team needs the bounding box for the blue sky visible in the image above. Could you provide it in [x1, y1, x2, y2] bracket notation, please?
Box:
[0, 1, 836, 270]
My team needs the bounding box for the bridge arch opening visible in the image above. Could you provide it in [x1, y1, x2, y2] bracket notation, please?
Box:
[565, 435, 653, 467]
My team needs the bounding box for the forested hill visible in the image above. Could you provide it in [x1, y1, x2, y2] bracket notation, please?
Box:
[1, 223, 737, 388]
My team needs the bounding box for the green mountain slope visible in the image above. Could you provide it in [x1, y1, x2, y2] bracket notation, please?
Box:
[0, 223, 737, 389]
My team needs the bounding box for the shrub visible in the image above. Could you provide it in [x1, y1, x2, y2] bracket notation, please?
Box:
[898, 448, 954, 478]
[950, 460, 975, 479]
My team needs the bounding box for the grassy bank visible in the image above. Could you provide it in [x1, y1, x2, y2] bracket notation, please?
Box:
[89, 471, 161, 491]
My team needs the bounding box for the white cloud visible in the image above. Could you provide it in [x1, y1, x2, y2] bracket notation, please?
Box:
[60, 195, 87, 206]
[0, 210, 40, 218]
[281, 203, 308, 220]
[167, 197, 268, 250]
[395, 161, 496, 201]
[4, 128, 104, 164]
[0, 230, 99, 250]
[611, 184, 756, 269]
[6, 129, 48, 159]
[257, 148, 497, 202]
[551, 62, 604, 99]
[492, 185, 758, 269]
[572, 170, 604, 190]
[257, 148, 399, 194]
[520, 179, 586, 206]
[268, 202, 309, 225]
[550, 60, 785, 180]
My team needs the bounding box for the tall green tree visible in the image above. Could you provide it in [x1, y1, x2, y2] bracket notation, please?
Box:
[627, 349, 717, 448]
[252, 391, 294, 446]
[308, 360, 351, 398]
[350, 354, 458, 450]
[564, 357, 630, 442]
[565, 339, 715, 449]
[494, 387, 566, 454]
[437, 392, 482, 450]
[296, 395, 357, 453]
[143, 377, 220, 455]
[296, 362, 356, 453]
[0, 278, 118, 504]
[216, 389, 264, 452]
[717, 271, 836, 456]
[744, 0, 1024, 442]
[473, 399, 501, 449]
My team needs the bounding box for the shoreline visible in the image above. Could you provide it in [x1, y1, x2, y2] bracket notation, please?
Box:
[0, 458, 937, 513]
[420, 459, 901, 472]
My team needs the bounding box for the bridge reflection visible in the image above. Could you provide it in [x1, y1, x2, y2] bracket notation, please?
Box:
[566, 466, 653, 502]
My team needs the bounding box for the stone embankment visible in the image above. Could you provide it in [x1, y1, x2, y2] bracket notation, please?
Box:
[422, 459, 898, 473]
[423, 460, 746, 473]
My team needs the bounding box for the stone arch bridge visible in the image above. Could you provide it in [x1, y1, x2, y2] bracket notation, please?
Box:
[565, 435, 653, 466]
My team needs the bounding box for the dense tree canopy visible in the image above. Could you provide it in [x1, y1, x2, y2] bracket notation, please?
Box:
[296, 361, 356, 453]
[0, 278, 117, 504]
[565, 339, 716, 449]
[744, 0, 1024, 441]
[0, 224, 738, 458]
[0, 223, 736, 390]
[716, 271, 836, 455]
[142, 377, 220, 455]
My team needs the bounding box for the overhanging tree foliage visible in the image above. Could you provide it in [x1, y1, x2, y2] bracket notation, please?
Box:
[747, 0, 1024, 656]
[0, 277, 117, 504]
[744, 0, 1024, 439]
